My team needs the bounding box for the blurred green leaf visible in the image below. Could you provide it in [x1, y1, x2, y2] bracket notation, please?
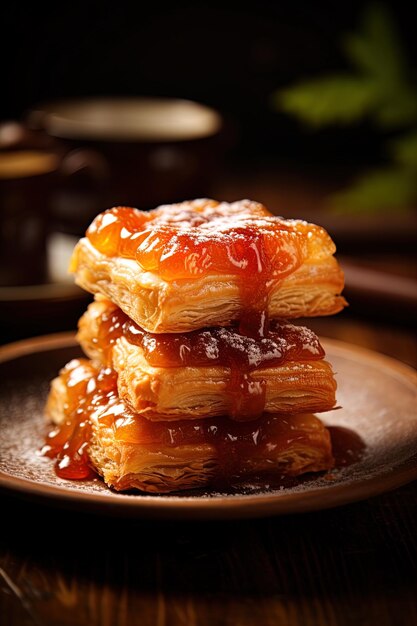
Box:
[275, 4, 417, 131]
[272, 3, 417, 212]
[275, 76, 379, 127]
[343, 4, 406, 81]
[391, 131, 417, 168]
[330, 168, 416, 212]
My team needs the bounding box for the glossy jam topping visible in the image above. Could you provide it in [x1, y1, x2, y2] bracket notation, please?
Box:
[110, 408, 325, 452]
[86, 200, 307, 281]
[85, 199, 328, 337]
[89, 301, 325, 420]
[42, 360, 118, 479]
[44, 359, 333, 481]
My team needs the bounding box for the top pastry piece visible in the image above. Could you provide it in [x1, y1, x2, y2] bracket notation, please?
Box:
[70, 198, 346, 333]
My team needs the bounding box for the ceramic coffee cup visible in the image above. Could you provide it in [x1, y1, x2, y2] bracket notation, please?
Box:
[0, 122, 105, 286]
[28, 97, 224, 231]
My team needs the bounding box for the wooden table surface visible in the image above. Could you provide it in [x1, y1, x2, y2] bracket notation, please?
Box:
[0, 311, 416, 626]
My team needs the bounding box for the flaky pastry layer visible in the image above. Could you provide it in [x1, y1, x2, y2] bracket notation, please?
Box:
[70, 199, 346, 333]
[46, 363, 334, 493]
[72, 238, 345, 333]
[77, 299, 337, 420]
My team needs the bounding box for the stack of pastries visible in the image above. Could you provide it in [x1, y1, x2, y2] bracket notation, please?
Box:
[44, 199, 346, 492]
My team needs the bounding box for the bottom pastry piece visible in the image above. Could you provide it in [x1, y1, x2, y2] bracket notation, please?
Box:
[44, 359, 334, 493]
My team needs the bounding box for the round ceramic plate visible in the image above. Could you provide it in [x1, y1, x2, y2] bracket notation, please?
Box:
[0, 333, 416, 519]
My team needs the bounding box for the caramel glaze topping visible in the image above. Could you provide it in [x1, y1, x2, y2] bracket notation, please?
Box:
[43, 359, 333, 481]
[43, 362, 117, 479]
[85, 200, 329, 337]
[92, 302, 325, 420]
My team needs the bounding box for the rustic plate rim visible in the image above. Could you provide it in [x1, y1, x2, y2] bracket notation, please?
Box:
[0, 332, 416, 519]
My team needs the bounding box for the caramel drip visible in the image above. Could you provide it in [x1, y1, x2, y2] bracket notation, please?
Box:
[93, 305, 325, 420]
[44, 360, 332, 482]
[42, 361, 118, 479]
[86, 202, 309, 337]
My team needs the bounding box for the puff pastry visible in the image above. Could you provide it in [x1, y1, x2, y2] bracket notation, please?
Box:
[77, 299, 337, 420]
[45, 359, 334, 493]
[70, 199, 346, 333]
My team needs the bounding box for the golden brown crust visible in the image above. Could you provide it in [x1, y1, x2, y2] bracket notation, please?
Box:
[77, 300, 337, 420]
[112, 337, 336, 419]
[46, 366, 334, 493]
[71, 209, 346, 333]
